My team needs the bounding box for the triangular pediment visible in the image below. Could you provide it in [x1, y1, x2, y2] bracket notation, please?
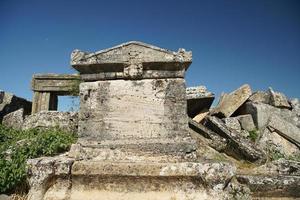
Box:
[71, 41, 191, 66]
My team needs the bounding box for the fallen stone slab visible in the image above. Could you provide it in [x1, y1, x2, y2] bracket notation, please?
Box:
[248, 90, 270, 104]
[268, 87, 291, 109]
[204, 116, 266, 163]
[188, 118, 228, 152]
[2, 108, 24, 129]
[210, 84, 252, 118]
[22, 111, 78, 133]
[237, 174, 300, 198]
[0, 91, 32, 122]
[186, 86, 214, 118]
[268, 114, 300, 146]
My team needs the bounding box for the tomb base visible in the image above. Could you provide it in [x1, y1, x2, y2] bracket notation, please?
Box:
[27, 155, 234, 200]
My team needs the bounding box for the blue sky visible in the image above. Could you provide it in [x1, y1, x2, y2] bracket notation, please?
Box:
[0, 0, 299, 111]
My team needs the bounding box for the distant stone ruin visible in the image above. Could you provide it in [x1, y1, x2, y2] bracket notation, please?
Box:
[31, 74, 80, 113]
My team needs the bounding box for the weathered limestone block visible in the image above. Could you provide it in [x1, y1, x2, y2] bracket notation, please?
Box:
[259, 128, 299, 159]
[235, 114, 256, 132]
[0, 91, 31, 122]
[237, 102, 299, 130]
[210, 84, 252, 118]
[204, 116, 266, 163]
[28, 160, 234, 200]
[2, 108, 24, 129]
[27, 155, 74, 200]
[268, 114, 300, 146]
[237, 174, 300, 198]
[222, 117, 242, 133]
[78, 78, 194, 154]
[23, 111, 78, 133]
[186, 86, 214, 118]
[268, 87, 292, 109]
[248, 90, 270, 104]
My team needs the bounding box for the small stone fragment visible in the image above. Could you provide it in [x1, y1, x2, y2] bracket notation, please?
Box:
[210, 84, 252, 118]
[192, 109, 209, 123]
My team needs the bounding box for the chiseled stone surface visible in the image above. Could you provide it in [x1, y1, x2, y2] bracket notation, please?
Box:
[210, 84, 252, 118]
[23, 111, 78, 133]
[78, 78, 191, 152]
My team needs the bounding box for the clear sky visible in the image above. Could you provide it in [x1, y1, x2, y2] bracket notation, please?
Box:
[0, 0, 299, 111]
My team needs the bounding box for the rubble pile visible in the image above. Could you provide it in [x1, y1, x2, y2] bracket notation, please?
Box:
[188, 84, 300, 198]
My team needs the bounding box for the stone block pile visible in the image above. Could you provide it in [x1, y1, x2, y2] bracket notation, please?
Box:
[188, 84, 300, 198]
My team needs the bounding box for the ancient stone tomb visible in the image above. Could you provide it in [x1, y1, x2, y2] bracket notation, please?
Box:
[27, 41, 231, 200]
